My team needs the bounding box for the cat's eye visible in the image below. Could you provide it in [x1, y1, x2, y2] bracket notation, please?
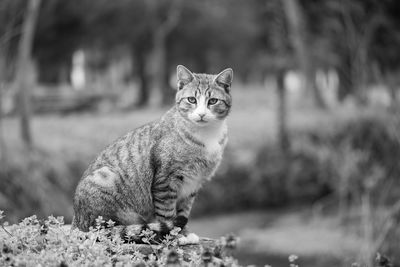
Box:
[187, 97, 197, 104]
[208, 98, 218, 105]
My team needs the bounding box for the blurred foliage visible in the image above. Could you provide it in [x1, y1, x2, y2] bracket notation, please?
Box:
[2, 0, 400, 98]
[0, 152, 84, 222]
[294, 114, 400, 205]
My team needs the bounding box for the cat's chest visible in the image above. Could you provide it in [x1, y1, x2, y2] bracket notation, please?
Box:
[176, 123, 227, 198]
[179, 176, 202, 198]
[201, 135, 224, 158]
[178, 143, 226, 198]
[194, 123, 227, 158]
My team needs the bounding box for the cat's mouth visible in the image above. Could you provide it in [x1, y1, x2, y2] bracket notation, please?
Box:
[195, 119, 208, 124]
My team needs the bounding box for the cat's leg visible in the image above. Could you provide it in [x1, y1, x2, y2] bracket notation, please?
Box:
[150, 178, 179, 237]
[175, 192, 196, 229]
[176, 193, 200, 245]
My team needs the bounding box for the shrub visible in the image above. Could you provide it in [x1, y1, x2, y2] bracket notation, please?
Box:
[0, 153, 86, 223]
[249, 113, 400, 207]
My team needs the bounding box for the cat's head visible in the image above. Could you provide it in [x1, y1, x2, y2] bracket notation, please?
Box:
[175, 65, 233, 126]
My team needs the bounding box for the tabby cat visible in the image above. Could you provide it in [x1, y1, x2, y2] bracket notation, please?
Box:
[72, 65, 233, 244]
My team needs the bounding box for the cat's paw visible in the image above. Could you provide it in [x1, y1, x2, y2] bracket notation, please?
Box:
[178, 233, 200, 245]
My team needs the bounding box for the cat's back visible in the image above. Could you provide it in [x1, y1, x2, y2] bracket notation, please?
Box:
[83, 109, 175, 178]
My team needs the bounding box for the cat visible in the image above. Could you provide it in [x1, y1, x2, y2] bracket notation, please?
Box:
[72, 65, 233, 244]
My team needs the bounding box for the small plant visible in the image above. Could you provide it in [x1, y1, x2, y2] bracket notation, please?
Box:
[0, 211, 245, 266]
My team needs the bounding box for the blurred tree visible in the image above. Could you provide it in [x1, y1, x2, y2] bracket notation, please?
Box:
[147, 0, 263, 104]
[276, 68, 290, 153]
[132, 41, 151, 107]
[256, 0, 292, 154]
[0, 4, 11, 164]
[369, 1, 400, 109]
[0, 0, 25, 165]
[328, 0, 384, 103]
[28, 0, 274, 107]
[254, 0, 293, 202]
[34, 0, 86, 84]
[15, 0, 41, 151]
[303, 0, 398, 103]
[22, 0, 400, 108]
[282, 0, 326, 109]
[148, 0, 183, 106]
[0, 0, 24, 79]
[171, 0, 262, 75]
[79, 0, 152, 106]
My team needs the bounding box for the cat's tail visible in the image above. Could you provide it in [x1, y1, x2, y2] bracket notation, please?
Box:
[109, 220, 177, 243]
[109, 216, 188, 243]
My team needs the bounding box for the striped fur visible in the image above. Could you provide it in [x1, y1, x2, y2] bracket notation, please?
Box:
[72, 65, 233, 242]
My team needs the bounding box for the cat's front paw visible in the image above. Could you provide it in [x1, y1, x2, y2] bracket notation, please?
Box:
[178, 233, 200, 245]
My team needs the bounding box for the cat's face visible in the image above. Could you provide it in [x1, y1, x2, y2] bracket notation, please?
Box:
[175, 65, 233, 127]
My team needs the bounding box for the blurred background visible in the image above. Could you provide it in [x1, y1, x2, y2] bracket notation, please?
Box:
[1, 0, 400, 266]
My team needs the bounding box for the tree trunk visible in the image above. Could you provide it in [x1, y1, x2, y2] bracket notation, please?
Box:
[152, 32, 168, 106]
[0, 54, 6, 167]
[277, 69, 291, 204]
[282, 0, 326, 109]
[338, 4, 381, 106]
[15, 0, 41, 151]
[276, 68, 290, 154]
[387, 80, 399, 111]
[149, 0, 182, 106]
[161, 62, 174, 106]
[361, 191, 374, 267]
[132, 46, 150, 107]
[337, 56, 353, 101]
[0, 2, 16, 168]
[338, 171, 349, 223]
[352, 41, 368, 105]
[161, 49, 174, 106]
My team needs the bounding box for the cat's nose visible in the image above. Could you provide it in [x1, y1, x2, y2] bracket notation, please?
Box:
[199, 114, 205, 119]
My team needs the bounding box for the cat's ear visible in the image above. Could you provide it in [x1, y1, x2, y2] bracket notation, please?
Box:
[214, 68, 233, 92]
[176, 65, 194, 90]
